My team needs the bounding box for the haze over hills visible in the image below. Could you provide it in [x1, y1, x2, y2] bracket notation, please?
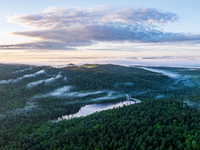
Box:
[0, 63, 200, 149]
[2, 58, 200, 69]
[1, 0, 200, 149]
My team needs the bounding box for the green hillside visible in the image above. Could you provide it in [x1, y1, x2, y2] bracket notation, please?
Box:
[0, 63, 200, 149]
[2, 99, 200, 150]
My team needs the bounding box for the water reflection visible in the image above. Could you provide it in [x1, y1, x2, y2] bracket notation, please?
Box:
[59, 100, 141, 120]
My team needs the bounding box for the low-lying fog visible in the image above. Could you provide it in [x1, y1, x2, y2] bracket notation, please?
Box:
[2, 59, 200, 68]
[0, 70, 45, 84]
[139, 67, 200, 87]
[32, 85, 124, 103]
[27, 72, 62, 88]
[1, 64, 200, 116]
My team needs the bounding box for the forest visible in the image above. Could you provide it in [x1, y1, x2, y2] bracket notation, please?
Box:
[0, 63, 200, 149]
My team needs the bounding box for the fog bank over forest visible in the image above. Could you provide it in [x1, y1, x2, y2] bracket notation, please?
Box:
[1, 58, 200, 68]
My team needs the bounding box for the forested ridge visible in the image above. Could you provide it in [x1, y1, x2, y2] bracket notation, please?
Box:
[1, 99, 200, 149]
[0, 64, 171, 113]
[28, 100, 200, 150]
[0, 63, 200, 149]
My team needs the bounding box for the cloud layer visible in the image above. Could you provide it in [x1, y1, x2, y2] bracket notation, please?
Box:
[8, 6, 178, 29]
[1, 6, 200, 50]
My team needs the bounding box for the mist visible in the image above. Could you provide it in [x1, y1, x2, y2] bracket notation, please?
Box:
[132, 90, 149, 96]
[91, 91, 124, 101]
[0, 70, 45, 84]
[139, 67, 198, 87]
[139, 67, 180, 79]
[61, 91, 126, 105]
[183, 100, 200, 110]
[61, 90, 106, 98]
[31, 85, 124, 103]
[27, 72, 62, 88]
[12, 67, 32, 73]
[114, 82, 133, 87]
[155, 95, 165, 99]
[33, 86, 107, 99]
[48, 86, 73, 97]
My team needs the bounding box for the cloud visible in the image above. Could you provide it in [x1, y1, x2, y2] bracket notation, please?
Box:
[32, 85, 107, 99]
[91, 91, 124, 101]
[0, 70, 45, 84]
[61, 90, 106, 98]
[139, 67, 180, 78]
[8, 6, 178, 29]
[0, 41, 75, 50]
[139, 67, 198, 87]
[48, 86, 72, 97]
[1, 6, 200, 50]
[27, 72, 62, 88]
[12, 67, 32, 73]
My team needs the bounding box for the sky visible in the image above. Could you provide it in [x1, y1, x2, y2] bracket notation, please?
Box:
[0, 0, 200, 67]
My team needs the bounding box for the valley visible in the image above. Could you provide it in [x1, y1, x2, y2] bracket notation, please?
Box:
[0, 63, 200, 149]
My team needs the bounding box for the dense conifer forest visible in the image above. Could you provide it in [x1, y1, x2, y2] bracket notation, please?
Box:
[0, 63, 200, 149]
